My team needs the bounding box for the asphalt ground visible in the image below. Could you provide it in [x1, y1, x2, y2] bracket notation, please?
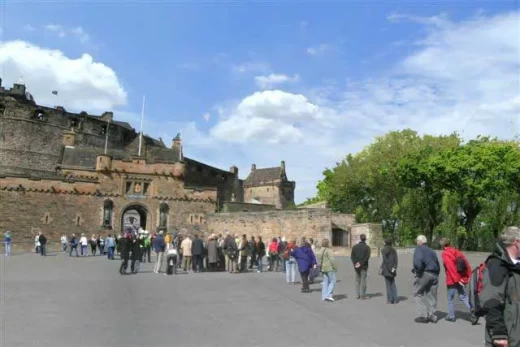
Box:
[0, 250, 488, 347]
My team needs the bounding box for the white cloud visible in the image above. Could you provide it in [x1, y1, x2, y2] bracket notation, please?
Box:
[254, 73, 300, 89]
[45, 24, 66, 38]
[210, 90, 335, 144]
[44, 24, 91, 45]
[0, 41, 127, 111]
[203, 112, 211, 122]
[71, 27, 90, 44]
[23, 24, 35, 32]
[233, 61, 270, 74]
[306, 43, 329, 55]
[205, 11, 520, 203]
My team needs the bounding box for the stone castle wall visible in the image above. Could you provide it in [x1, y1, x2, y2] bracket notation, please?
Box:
[0, 176, 216, 243]
[221, 201, 276, 213]
[205, 209, 354, 243]
[0, 95, 136, 176]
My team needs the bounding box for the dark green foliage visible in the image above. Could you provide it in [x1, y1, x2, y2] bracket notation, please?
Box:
[309, 130, 520, 250]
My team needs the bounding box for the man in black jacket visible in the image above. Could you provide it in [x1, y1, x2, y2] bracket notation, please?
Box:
[191, 234, 204, 273]
[119, 230, 132, 275]
[351, 234, 371, 299]
[412, 234, 440, 324]
[38, 232, 47, 256]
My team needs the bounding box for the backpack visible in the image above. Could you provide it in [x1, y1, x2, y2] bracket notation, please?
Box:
[467, 255, 512, 325]
[455, 252, 468, 276]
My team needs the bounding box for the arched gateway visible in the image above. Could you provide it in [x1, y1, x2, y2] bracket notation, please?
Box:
[121, 203, 150, 232]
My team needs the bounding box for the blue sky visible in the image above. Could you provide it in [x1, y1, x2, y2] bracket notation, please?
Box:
[1, 1, 519, 203]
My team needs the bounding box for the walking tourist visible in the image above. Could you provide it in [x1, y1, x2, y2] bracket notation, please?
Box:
[239, 234, 249, 272]
[268, 237, 279, 272]
[38, 232, 47, 256]
[119, 231, 132, 275]
[481, 226, 520, 347]
[283, 238, 297, 284]
[380, 238, 399, 304]
[69, 234, 79, 257]
[291, 237, 317, 293]
[181, 235, 192, 272]
[351, 234, 371, 299]
[256, 236, 266, 273]
[153, 231, 166, 274]
[106, 234, 116, 259]
[413, 235, 440, 324]
[248, 236, 257, 270]
[319, 238, 337, 302]
[79, 233, 88, 257]
[143, 232, 152, 263]
[90, 235, 97, 256]
[98, 235, 105, 255]
[60, 234, 67, 253]
[4, 229, 12, 256]
[130, 234, 141, 274]
[225, 234, 239, 273]
[191, 234, 204, 272]
[207, 234, 218, 272]
[439, 237, 472, 322]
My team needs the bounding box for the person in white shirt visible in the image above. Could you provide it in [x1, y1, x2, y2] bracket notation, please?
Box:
[60, 234, 68, 253]
[79, 233, 88, 257]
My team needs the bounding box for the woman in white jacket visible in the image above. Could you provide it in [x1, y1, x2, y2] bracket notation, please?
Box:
[79, 233, 88, 257]
[34, 234, 40, 254]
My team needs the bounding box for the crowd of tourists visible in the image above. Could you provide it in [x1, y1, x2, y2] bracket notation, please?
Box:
[3, 225, 519, 346]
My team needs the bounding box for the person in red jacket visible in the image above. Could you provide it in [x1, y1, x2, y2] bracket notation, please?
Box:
[439, 237, 473, 322]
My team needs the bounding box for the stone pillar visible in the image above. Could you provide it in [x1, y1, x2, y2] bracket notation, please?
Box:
[230, 165, 238, 177]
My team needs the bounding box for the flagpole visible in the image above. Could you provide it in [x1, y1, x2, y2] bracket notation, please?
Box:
[138, 95, 145, 156]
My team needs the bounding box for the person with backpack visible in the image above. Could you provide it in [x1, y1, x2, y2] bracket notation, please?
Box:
[248, 236, 257, 270]
[278, 237, 287, 273]
[153, 231, 166, 274]
[479, 226, 520, 347]
[268, 238, 279, 272]
[439, 237, 473, 322]
[412, 235, 440, 324]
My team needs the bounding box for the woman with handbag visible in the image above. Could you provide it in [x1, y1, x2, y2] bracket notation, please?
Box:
[380, 238, 399, 304]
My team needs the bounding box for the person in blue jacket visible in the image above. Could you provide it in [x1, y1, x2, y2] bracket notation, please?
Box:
[291, 237, 317, 293]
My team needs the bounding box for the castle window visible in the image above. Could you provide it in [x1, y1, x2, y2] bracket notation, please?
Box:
[33, 109, 45, 121]
[221, 175, 227, 181]
[0, 104, 5, 115]
[101, 125, 108, 135]
[199, 216, 203, 223]
[197, 165, 203, 173]
[102, 200, 114, 228]
[210, 170, 216, 177]
[70, 118, 79, 128]
[76, 216, 81, 226]
[190, 215, 193, 224]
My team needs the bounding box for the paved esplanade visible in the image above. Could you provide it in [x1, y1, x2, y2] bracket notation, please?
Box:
[1, 252, 485, 347]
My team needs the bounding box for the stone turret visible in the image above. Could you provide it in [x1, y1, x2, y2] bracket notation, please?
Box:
[96, 155, 112, 172]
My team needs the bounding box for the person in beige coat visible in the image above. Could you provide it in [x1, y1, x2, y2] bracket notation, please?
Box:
[180, 235, 193, 272]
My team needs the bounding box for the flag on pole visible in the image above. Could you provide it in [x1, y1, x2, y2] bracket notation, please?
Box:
[52, 90, 58, 95]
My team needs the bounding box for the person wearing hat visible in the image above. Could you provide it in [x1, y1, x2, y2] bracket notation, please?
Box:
[412, 235, 441, 324]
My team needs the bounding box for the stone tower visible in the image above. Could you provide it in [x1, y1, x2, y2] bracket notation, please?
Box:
[243, 160, 295, 209]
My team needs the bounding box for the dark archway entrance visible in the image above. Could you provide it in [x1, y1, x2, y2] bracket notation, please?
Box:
[121, 204, 148, 232]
